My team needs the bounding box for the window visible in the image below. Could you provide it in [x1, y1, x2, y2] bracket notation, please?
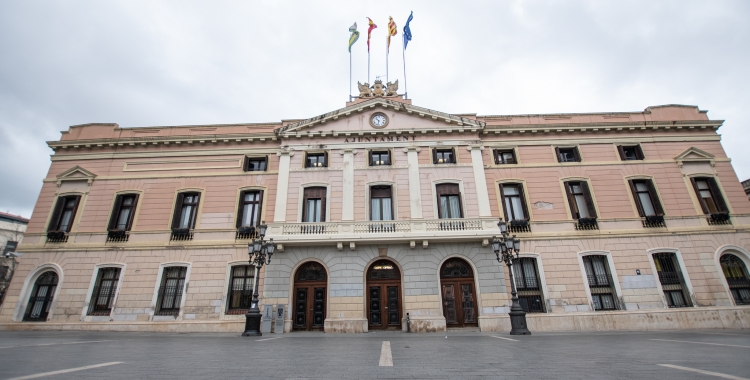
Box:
[226, 265, 255, 314]
[305, 152, 328, 168]
[691, 177, 728, 215]
[24, 271, 58, 321]
[433, 148, 456, 164]
[172, 193, 200, 230]
[108, 194, 139, 231]
[155, 266, 187, 316]
[369, 151, 391, 166]
[302, 187, 326, 222]
[244, 156, 268, 172]
[436, 184, 463, 219]
[720, 254, 750, 305]
[556, 147, 581, 162]
[494, 149, 516, 165]
[370, 186, 393, 221]
[48, 195, 81, 232]
[564, 181, 597, 219]
[618, 145, 644, 161]
[652, 253, 692, 308]
[499, 184, 529, 221]
[87, 267, 121, 316]
[513, 258, 545, 313]
[628, 179, 664, 217]
[236, 191, 263, 228]
[582, 255, 618, 310]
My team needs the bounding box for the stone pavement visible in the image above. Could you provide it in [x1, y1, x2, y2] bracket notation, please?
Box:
[0, 329, 749, 379]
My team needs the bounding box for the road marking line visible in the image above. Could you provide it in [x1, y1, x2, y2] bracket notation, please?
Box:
[490, 336, 519, 341]
[379, 341, 393, 367]
[650, 339, 750, 349]
[6, 361, 123, 380]
[658, 364, 749, 380]
[255, 337, 283, 342]
[0, 340, 114, 349]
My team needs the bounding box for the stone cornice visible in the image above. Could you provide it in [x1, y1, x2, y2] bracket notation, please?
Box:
[482, 120, 723, 135]
[47, 132, 278, 151]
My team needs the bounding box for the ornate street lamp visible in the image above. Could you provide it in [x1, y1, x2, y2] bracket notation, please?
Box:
[492, 219, 531, 335]
[242, 221, 275, 337]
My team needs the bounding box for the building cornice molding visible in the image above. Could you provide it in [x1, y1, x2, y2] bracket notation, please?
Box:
[482, 120, 723, 135]
[47, 132, 278, 151]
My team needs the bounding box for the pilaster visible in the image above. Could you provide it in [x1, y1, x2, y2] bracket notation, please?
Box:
[273, 148, 294, 222]
[403, 146, 423, 219]
[340, 148, 357, 221]
[468, 145, 492, 217]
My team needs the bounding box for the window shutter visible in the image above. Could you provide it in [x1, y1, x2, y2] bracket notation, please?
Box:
[236, 191, 246, 228]
[64, 196, 82, 232]
[555, 147, 562, 162]
[323, 151, 329, 167]
[635, 145, 645, 160]
[457, 191, 464, 218]
[172, 193, 185, 229]
[368, 150, 374, 166]
[189, 194, 201, 229]
[301, 189, 309, 222]
[707, 177, 728, 213]
[257, 190, 265, 225]
[320, 189, 327, 222]
[517, 185, 530, 220]
[432, 148, 438, 164]
[498, 184, 509, 221]
[450, 148, 456, 163]
[617, 145, 626, 160]
[581, 182, 597, 218]
[108, 195, 124, 231]
[690, 178, 708, 214]
[127, 194, 139, 231]
[435, 192, 443, 219]
[243, 156, 249, 172]
[48, 197, 65, 231]
[574, 147, 581, 162]
[646, 180, 664, 216]
[264, 155, 269, 171]
[563, 182, 578, 219]
[628, 180, 645, 217]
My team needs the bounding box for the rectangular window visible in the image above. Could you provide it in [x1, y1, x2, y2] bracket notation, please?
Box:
[155, 266, 187, 316]
[108, 194, 139, 231]
[87, 267, 121, 316]
[494, 149, 516, 165]
[370, 186, 393, 221]
[433, 148, 456, 164]
[305, 152, 328, 168]
[618, 145, 644, 161]
[690, 177, 728, 214]
[556, 147, 581, 163]
[564, 181, 597, 219]
[48, 195, 81, 232]
[226, 265, 254, 314]
[369, 151, 391, 166]
[513, 258, 545, 313]
[436, 184, 463, 219]
[652, 253, 692, 308]
[582, 255, 618, 311]
[236, 191, 263, 228]
[302, 187, 326, 222]
[172, 193, 200, 230]
[499, 184, 529, 221]
[629, 179, 664, 217]
[244, 156, 268, 172]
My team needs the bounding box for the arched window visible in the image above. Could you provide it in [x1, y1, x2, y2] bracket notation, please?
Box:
[296, 262, 327, 282]
[24, 271, 58, 322]
[368, 260, 400, 280]
[720, 254, 750, 305]
[441, 259, 473, 278]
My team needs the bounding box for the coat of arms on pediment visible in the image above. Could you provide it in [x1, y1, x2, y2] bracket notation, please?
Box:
[357, 79, 399, 98]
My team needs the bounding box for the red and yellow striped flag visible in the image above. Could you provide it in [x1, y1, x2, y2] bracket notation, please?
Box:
[387, 16, 397, 53]
[367, 17, 377, 53]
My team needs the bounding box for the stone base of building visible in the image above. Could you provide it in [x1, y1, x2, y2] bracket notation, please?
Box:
[404, 316, 447, 332]
[0, 320, 246, 333]
[324, 318, 368, 333]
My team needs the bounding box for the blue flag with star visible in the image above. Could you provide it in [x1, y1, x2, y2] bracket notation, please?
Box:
[403, 11, 413, 49]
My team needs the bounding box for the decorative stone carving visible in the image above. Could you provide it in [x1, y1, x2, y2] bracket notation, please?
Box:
[357, 82, 372, 97]
[385, 80, 398, 96]
[372, 79, 385, 97]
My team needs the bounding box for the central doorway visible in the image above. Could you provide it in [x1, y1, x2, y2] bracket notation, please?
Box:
[292, 262, 327, 331]
[366, 259, 402, 330]
[440, 258, 478, 327]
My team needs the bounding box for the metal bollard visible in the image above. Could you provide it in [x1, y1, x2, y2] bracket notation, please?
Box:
[406, 312, 411, 333]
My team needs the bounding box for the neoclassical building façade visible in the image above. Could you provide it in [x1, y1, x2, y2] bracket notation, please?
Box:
[1, 90, 749, 333]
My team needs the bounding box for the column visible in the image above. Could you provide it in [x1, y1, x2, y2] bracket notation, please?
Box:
[403, 146, 423, 219]
[468, 145, 492, 217]
[273, 149, 294, 222]
[340, 148, 357, 221]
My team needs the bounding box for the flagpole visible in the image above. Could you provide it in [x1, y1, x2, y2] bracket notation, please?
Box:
[386, 44, 389, 83]
[402, 39, 407, 99]
[349, 51, 352, 100]
[368, 51, 370, 84]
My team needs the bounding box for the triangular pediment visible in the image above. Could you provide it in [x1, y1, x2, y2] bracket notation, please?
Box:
[275, 98, 485, 138]
[675, 146, 715, 162]
[56, 165, 97, 180]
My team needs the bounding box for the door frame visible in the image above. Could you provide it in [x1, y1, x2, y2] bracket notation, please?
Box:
[364, 258, 405, 331]
[437, 256, 481, 328]
[290, 260, 329, 332]
[292, 281, 327, 331]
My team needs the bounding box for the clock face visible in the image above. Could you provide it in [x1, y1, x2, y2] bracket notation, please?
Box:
[371, 113, 388, 128]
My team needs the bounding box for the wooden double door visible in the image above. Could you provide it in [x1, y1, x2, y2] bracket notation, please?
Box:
[440, 258, 478, 327]
[367, 260, 402, 330]
[293, 262, 327, 331]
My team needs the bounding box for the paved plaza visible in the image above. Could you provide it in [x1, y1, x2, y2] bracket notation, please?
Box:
[0, 329, 749, 379]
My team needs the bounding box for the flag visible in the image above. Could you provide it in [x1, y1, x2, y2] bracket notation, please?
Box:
[367, 17, 377, 53]
[403, 11, 413, 49]
[348, 22, 359, 52]
[387, 16, 397, 53]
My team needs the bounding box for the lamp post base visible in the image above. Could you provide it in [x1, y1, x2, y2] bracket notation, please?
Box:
[508, 308, 531, 335]
[242, 308, 262, 337]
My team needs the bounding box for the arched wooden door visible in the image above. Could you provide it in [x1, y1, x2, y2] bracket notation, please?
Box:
[292, 262, 327, 331]
[24, 271, 58, 322]
[720, 254, 750, 305]
[366, 260, 402, 330]
[440, 258, 478, 327]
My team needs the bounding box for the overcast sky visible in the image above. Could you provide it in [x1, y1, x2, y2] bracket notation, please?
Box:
[1, 0, 749, 218]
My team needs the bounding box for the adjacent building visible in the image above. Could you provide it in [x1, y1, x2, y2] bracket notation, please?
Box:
[1, 91, 749, 333]
[0, 212, 29, 308]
